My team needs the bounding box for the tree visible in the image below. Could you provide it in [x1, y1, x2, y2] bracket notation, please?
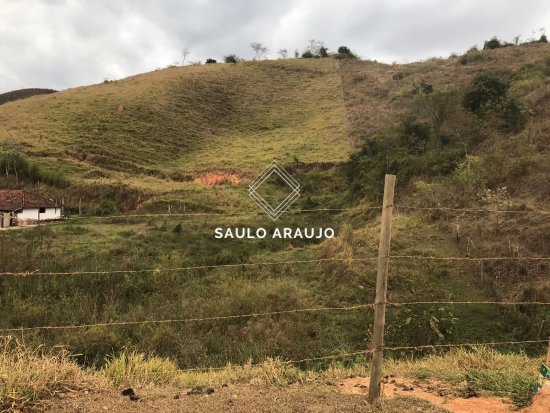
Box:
[319, 46, 329, 58]
[181, 48, 190, 66]
[250, 42, 269, 59]
[335, 46, 357, 59]
[483, 37, 502, 50]
[278, 48, 288, 59]
[224, 54, 239, 64]
[307, 39, 320, 55]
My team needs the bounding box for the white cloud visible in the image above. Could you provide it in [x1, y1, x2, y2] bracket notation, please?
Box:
[0, 0, 548, 93]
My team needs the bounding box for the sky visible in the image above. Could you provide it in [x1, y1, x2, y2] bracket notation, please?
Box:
[0, 0, 549, 93]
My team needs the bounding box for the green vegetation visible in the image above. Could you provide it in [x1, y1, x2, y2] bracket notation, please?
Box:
[0, 41, 550, 410]
[0, 142, 68, 188]
[388, 347, 538, 407]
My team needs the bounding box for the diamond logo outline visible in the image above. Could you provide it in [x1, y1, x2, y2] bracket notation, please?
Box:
[249, 161, 300, 221]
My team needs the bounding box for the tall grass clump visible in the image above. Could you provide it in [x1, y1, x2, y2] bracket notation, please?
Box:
[0, 337, 104, 411]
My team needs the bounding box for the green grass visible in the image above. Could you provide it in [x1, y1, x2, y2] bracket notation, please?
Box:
[1, 44, 550, 410]
[0, 59, 350, 196]
[388, 347, 539, 406]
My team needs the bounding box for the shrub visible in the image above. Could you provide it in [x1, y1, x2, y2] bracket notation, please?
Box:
[301, 51, 314, 59]
[173, 223, 183, 233]
[415, 88, 460, 138]
[224, 54, 239, 64]
[501, 97, 531, 132]
[319, 46, 329, 58]
[335, 45, 357, 60]
[420, 80, 433, 94]
[483, 37, 503, 50]
[95, 199, 119, 216]
[205, 58, 217, 64]
[458, 46, 485, 65]
[462, 71, 531, 132]
[462, 71, 510, 114]
[539, 34, 548, 43]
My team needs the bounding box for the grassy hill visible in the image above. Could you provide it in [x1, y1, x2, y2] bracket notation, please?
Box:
[1, 42, 550, 410]
[0, 59, 350, 209]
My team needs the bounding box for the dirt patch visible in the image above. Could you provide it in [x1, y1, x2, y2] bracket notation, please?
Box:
[46, 383, 448, 413]
[338, 376, 516, 413]
[522, 386, 550, 413]
[193, 171, 241, 185]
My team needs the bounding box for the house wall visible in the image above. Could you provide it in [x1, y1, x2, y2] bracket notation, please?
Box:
[17, 207, 62, 221]
[1, 213, 11, 228]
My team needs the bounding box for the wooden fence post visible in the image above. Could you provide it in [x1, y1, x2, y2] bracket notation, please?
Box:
[368, 174, 396, 400]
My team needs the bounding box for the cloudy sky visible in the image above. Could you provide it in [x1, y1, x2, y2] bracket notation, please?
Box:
[0, 0, 549, 93]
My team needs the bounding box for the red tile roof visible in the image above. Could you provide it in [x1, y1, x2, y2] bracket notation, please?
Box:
[0, 190, 57, 211]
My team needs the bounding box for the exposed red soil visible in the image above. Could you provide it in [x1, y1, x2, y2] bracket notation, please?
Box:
[193, 171, 241, 185]
[338, 376, 550, 413]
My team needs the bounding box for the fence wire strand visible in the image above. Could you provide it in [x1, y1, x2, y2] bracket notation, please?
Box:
[0, 304, 374, 333]
[395, 205, 550, 215]
[1, 255, 549, 277]
[288, 339, 549, 364]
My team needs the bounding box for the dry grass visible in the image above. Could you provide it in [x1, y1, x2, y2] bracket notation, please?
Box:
[0, 59, 351, 196]
[1, 340, 544, 411]
[0, 337, 105, 411]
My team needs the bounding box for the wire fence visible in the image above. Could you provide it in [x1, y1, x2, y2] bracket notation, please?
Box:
[1, 300, 550, 334]
[6, 203, 547, 227]
[1, 255, 548, 277]
[1, 198, 549, 379]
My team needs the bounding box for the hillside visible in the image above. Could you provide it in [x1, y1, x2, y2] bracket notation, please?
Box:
[1, 42, 550, 411]
[0, 59, 350, 212]
[0, 88, 57, 105]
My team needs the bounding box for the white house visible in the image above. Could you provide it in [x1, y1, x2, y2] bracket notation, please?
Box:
[0, 190, 62, 227]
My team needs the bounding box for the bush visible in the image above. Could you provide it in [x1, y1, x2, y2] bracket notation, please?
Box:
[301, 51, 315, 59]
[224, 54, 239, 64]
[462, 71, 531, 132]
[95, 199, 119, 216]
[501, 97, 531, 132]
[458, 46, 485, 65]
[462, 71, 510, 114]
[483, 37, 503, 50]
[335, 45, 357, 60]
[205, 58, 217, 64]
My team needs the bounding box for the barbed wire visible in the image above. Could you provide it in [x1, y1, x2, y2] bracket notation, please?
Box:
[395, 204, 550, 215]
[62, 206, 373, 221]
[0, 304, 373, 333]
[0, 257, 378, 276]
[288, 339, 549, 364]
[390, 255, 550, 262]
[2, 254, 548, 277]
[388, 301, 550, 306]
[3, 299, 549, 334]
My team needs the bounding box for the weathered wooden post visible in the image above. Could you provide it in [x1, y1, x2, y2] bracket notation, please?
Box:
[368, 174, 396, 400]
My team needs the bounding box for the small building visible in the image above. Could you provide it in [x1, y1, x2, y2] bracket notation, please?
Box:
[0, 190, 62, 227]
